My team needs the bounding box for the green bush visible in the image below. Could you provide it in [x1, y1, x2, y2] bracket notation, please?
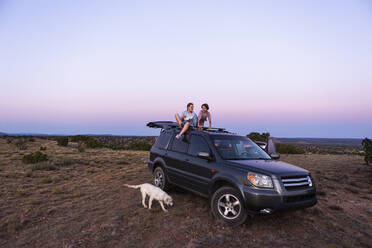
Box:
[84, 137, 104, 148]
[247, 132, 270, 142]
[275, 143, 305, 154]
[70, 135, 89, 143]
[31, 162, 57, 171]
[77, 142, 85, 152]
[362, 138, 372, 165]
[14, 138, 27, 150]
[126, 142, 152, 151]
[55, 136, 68, 146]
[40, 146, 47, 151]
[70, 135, 103, 149]
[22, 151, 48, 164]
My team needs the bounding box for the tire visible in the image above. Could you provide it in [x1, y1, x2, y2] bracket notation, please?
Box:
[211, 186, 248, 226]
[153, 166, 170, 191]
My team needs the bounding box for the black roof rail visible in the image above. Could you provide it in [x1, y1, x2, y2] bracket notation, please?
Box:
[147, 121, 233, 134]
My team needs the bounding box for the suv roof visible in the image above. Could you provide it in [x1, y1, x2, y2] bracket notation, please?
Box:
[147, 121, 235, 135]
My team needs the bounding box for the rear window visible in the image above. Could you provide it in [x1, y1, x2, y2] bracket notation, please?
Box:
[171, 136, 188, 153]
[154, 131, 172, 149]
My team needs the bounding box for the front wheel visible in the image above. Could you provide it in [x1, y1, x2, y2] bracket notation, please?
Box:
[153, 167, 170, 191]
[211, 186, 248, 226]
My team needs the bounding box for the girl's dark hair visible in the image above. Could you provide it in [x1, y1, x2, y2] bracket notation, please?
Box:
[187, 102, 194, 108]
[201, 103, 209, 110]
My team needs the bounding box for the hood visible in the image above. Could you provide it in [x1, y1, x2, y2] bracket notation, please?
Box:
[226, 159, 309, 176]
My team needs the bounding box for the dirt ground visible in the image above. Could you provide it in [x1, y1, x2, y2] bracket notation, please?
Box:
[0, 138, 371, 248]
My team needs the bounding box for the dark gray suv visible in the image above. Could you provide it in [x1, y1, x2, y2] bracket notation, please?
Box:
[147, 121, 317, 226]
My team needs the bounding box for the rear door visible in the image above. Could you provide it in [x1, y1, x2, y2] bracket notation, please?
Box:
[165, 135, 190, 186]
[184, 134, 217, 195]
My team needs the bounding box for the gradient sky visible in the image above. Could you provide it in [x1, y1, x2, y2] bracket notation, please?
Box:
[1, 0, 371, 138]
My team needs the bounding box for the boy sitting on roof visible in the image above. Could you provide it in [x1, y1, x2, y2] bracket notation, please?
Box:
[174, 102, 198, 139]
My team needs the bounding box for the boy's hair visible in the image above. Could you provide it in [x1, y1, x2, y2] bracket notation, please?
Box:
[201, 103, 209, 110]
[187, 102, 194, 108]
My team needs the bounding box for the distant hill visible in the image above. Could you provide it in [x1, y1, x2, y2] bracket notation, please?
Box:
[0, 131, 364, 147]
[274, 138, 363, 147]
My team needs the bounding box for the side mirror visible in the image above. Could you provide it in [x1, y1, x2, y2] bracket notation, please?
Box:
[197, 152, 212, 160]
[270, 152, 280, 160]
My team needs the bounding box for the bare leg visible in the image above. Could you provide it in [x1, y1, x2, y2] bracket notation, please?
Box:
[159, 201, 168, 212]
[148, 196, 154, 209]
[141, 191, 147, 208]
[175, 114, 182, 127]
[178, 122, 190, 137]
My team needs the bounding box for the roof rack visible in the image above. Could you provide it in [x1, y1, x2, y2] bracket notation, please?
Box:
[201, 127, 230, 133]
[146, 121, 179, 130]
[146, 121, 232, 134]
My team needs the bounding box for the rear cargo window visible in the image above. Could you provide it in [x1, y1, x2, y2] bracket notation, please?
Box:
[154, 131, 172, 149]
[171, 137, 188, 153]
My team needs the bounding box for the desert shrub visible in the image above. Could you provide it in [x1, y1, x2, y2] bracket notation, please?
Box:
[28, 137, 35, 142]
[29, 199, 41, 205]
[71, 135, 103, 148]
[40, 146, 47, 151]
[14, 138, 27, 150]
[22, 151, 48, 164]
[55, 158, 74, 167]
[53, 187, 63, 194]
[362, 138, 372, 165]
[247, 132, 270, 142]
[40, 177, 53, 184]
[70, 135, 89, 142]
[83, 137, 104, 148]
[275, 143, 305, 154]
[16, 189, 27, 197]
[6, 138, 12, 144]
[31, 162, 57, 171]
[126, 141, 152, 151]
[55, 136, 68, 146]
[77, 141, 85, 152]
[6, 215, 21, 233]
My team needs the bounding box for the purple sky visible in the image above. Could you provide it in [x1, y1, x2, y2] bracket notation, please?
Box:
[0, 0, 371, 138]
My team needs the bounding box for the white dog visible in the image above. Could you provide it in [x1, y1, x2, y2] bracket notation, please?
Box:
[124, 183, 173, 212]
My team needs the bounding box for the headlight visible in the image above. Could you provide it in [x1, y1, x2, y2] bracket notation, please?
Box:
[248, 172, 273, 188]
[307, 175, 313, 187]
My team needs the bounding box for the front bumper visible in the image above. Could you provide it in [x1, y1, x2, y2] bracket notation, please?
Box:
[241, 185, 317, 214]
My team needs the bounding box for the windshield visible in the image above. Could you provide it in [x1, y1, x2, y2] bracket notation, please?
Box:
[211, 135, 271, 160]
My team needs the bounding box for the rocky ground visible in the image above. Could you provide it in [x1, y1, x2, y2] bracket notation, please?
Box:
[0, 137, 371, 247]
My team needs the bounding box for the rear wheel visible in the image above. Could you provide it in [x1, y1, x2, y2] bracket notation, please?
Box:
[211, 186, 247, 226]
[153, 167, 170, 191]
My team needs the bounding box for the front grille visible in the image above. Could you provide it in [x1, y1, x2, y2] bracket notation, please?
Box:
[285, 193, 315, 203]
[281, 175, 312, 190]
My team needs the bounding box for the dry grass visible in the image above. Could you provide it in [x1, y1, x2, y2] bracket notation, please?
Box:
[0, 137, 371, 248]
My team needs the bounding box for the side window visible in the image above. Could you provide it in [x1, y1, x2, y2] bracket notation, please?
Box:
[154, 131, 172, 149]
[188, 135, 210, 157]
[171, 136, 188, 153]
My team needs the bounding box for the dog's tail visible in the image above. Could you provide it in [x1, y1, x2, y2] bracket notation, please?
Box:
[124, 184, 142, 189]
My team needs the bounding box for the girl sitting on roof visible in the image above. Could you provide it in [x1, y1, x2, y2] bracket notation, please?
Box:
[197, 103, 212, 130]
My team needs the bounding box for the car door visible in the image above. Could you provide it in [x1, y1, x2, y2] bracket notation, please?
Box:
[165, 134, 190, 187]
[184, 134, 217, 195]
